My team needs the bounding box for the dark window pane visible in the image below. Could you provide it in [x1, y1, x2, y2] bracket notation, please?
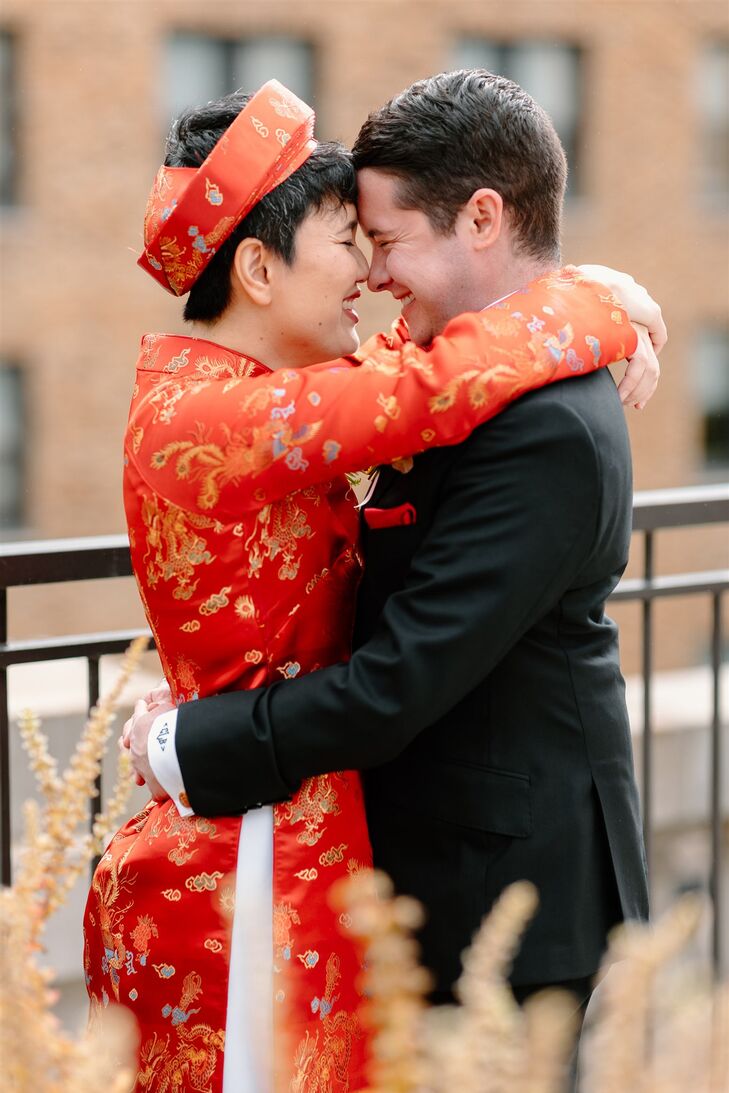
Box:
[232, 38, 314, 107]
[164, 32, 315, 125]
[0, 30, 18, 206]
[696, 328, 729, 469]
[698, 42, 729, 202]
[164, 33, 230, 121]
[0, 365, 26, 529]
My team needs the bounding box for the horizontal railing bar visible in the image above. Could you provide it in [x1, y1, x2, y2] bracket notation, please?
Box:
[0, 486, 726, 591]
[0, 629, 151, 667]
[632, 484, 729, 532]
[611, 570, 729, 602]
[0, 534, 132, 588]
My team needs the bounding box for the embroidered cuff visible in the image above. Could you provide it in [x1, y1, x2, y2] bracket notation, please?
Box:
[148, 708, 194, 817]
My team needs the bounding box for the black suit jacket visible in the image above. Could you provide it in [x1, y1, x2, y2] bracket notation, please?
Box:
[177, 367, 649, 989]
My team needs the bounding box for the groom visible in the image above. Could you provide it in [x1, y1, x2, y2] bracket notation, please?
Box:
[130, 70, 652, 1031]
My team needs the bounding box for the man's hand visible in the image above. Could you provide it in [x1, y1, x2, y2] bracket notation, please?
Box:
[577, 264, 667, 411]
[121, 680, 176, 801]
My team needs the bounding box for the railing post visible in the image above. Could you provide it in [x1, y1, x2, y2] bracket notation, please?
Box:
[709, 593, 723, 977]
[642, 530, 654, 887]
[0, 587, 10, 887]
[88, 655, 101, 878]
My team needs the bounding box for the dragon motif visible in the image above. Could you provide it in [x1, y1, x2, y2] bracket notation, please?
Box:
[90, 843, 137, 1001]
[291, 954, 360, 1092]
[279, 775, 341, 848]
[138, 971, 225, 1092]
[141, 494, 217, 601]
[245, 495, 314, 582]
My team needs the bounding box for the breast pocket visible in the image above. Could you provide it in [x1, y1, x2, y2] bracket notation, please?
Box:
[363, 502, 417, 530]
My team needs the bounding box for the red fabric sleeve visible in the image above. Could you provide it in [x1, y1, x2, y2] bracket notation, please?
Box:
[128, 266, 636, 517]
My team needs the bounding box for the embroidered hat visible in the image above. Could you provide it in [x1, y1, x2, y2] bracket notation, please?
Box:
[138, 79, 317, 296]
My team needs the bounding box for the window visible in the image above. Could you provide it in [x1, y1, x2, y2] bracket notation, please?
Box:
[164, 32, 315, 124]
[0, 30, 18, 206]
[453, 39, 583, 195]
[697, 42, 729, 202]
[696, 328, 729, 471]
[0, 365, 26, 531]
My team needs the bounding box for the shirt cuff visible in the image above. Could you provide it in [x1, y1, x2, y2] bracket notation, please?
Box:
[147, 708, 194, 817]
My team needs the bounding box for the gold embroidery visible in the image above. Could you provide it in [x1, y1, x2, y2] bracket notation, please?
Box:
[130, 424, 144, 454]
[141, 494, 216, 602]
[319, 843, 348, 868]
[158, 214, 235, 294]
[153, 962, 176, 978]
[294, 868, 319, 882]
[234, 594, 256, 620]
[282, 776, 341, 847]
[90, 844, 138, 1002]
[150, 412, 322, 511]
[174, 656, 200, 697]
[245, 496, 313, 582]
[198, 585, 232, 616]
[291, 954, 360, 1092]
[185, 871, 224, 893]
[138, 973, 225, 1091]
[274, 901, 301, 962]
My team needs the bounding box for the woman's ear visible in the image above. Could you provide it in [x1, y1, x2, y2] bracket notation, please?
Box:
[463, 188, 504, 251]
[232, 237, 273, 305]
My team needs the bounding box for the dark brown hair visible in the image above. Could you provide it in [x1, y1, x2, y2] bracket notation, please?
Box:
[352, 69, 567, 263]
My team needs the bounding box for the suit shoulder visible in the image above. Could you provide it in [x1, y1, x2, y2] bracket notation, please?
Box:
[464, 373, 606, 460]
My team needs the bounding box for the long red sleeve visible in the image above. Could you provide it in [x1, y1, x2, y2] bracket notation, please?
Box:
[127, 266, 635, 517]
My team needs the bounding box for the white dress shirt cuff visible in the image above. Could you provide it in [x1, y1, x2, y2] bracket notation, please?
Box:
[147, 708, 194, 817]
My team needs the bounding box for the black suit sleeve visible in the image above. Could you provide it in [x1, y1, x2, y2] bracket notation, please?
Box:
[177, 394, 601, 815]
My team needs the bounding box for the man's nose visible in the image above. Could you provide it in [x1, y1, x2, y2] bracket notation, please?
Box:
[367, 248, 390, 294]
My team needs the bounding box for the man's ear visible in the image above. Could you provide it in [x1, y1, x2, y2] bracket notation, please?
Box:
[463, 188, 504, 251]
[231, 237, 274, 305]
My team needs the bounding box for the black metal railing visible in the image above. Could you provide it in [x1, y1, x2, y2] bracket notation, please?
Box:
[0, 535, 147, 887]
[1, 485, 727, 969]
[610, 484, 728, 973]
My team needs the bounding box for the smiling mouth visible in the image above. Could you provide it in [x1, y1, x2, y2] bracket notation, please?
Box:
[342, 291, 361, 321]
[398, 293, 415, 309]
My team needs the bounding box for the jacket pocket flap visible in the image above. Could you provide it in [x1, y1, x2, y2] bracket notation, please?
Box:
[377, 759, 533, 838]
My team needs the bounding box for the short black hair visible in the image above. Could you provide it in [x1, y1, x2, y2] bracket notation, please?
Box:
[164, 92, 356, 322]
[352, 69, 567, 263]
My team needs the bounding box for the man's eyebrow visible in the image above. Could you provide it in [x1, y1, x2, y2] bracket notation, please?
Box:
[364, 227, 386, 239]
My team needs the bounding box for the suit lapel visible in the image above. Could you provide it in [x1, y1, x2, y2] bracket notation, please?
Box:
[368, 465, 407, 508]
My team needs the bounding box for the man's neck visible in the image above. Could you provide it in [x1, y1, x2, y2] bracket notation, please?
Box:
[482, 257, 556, 309]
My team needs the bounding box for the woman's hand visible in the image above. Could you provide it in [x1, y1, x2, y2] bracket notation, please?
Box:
[577, 265, 667, 353]
[577, 265, 666, 410]
[618, 322, 659, 410]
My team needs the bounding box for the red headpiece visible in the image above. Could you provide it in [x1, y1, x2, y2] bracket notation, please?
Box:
[138, 79, 316, 295]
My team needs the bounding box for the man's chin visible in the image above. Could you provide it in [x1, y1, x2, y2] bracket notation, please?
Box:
[404, 317, 434, 348]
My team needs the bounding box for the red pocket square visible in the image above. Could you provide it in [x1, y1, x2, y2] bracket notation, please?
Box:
[364, 503, 417, 529]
